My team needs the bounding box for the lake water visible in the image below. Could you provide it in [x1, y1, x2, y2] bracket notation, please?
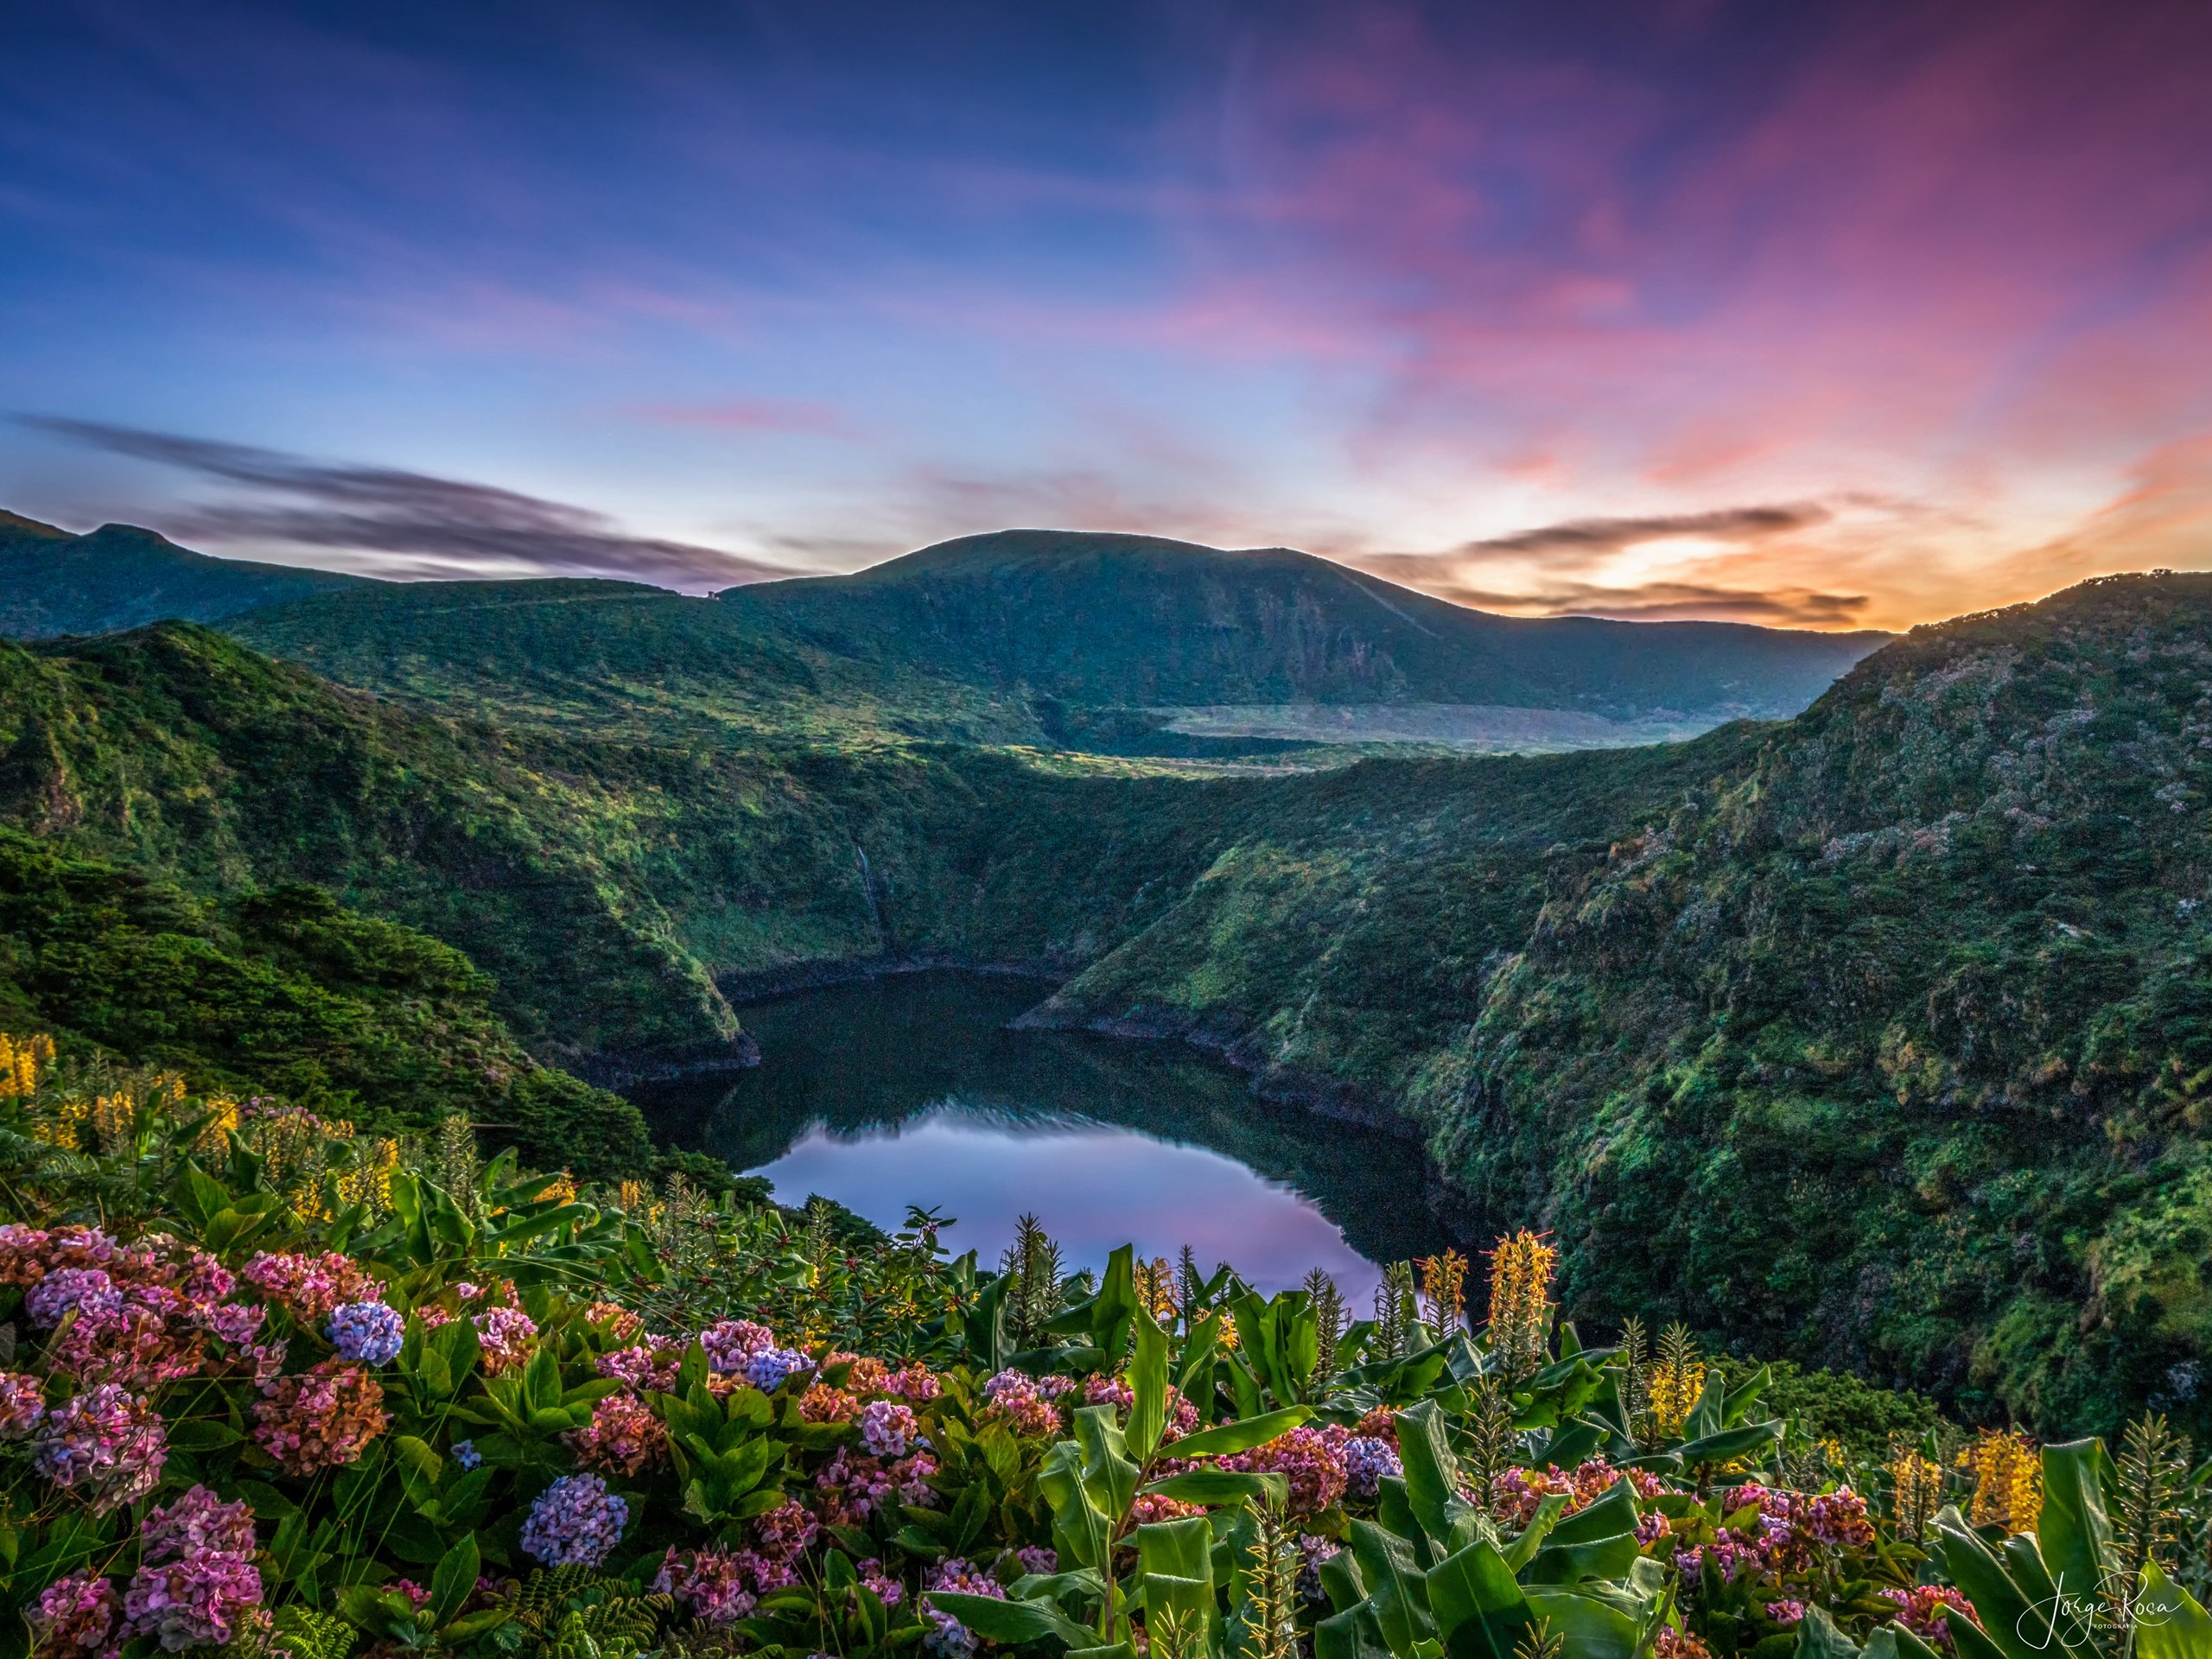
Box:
[626, 972, 1459, 1302]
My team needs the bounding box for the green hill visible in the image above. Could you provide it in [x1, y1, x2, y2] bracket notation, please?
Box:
[7, 510, 2209, 1435]
[1026, 572, 2212, 1434]
[724, 528, 1890, 721]
[0, 511, 370, 637]
[1, 515, 1885, 751]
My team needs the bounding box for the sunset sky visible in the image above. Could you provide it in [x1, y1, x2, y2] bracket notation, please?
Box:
[3, 0, 2209, 630]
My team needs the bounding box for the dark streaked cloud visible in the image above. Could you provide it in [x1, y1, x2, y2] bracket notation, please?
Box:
[1420, 578, 1872, 628]
[1458, 504, 1832, 563]
[21, 416, 792, 588]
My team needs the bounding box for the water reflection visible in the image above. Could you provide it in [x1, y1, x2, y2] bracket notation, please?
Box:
[626, 972, 1459, 1300]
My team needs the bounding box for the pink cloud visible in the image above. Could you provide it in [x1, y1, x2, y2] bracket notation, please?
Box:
[632, 397, 863, 437]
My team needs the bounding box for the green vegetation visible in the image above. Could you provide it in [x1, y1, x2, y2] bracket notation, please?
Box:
[0, 512, 365, 638]
[6, 515, 2212, 1446]
[15, 1062, 2208, 1659]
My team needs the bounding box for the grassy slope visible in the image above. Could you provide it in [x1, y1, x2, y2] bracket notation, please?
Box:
[0, 830, 654, 1176]
[0, 512, 369, 638]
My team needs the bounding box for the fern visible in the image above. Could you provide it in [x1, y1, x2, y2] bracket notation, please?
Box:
[268, 1606, 356, 1659]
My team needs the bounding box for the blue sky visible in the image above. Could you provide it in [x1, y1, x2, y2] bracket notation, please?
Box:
[4, 1, 2210, 627]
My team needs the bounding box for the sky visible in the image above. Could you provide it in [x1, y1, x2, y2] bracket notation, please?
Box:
[3, 0, 2209, 630]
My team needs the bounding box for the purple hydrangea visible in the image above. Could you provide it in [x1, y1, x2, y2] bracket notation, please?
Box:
[1343, 1435, 1402, 1497]
[0, 1370, 46, 1440]
[140, 1485, 257, 1562]
[31, 1569, 122, 1659]
[1014, 1546, 1058, 1578]
[326, 1301, 405, 1367]
[743, 1348, 814, 1393]
[29, 1384, 168, 1513]
[859, 1399, 918, 1459]
[520, 1473, 629, 1567]
[923, 1558, 1005, 1657]
[858, 1557, 906, 1606]
[27, 1269, 123, 1329]
[194, 1302, 266, 1346]
[452, 1439, 482, 1470]
[699, 1319, 778, 1374]
[124, 1552, 264, 1650]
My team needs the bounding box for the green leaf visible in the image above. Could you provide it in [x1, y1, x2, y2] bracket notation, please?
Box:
[1394, 1400, 1465, 1548]
[1423, 1540, 1528, 1659]
[1168, 1406, 1312, 1460]
[1094, 1245, 1140, 1365]
[1315, 1601, 1395, 1659]
[1144, 1470, 1290, 1508]
[1793, 1606, 1861, 1657]
[926, 1593, 1096, 1649]
[429, 1535, 479, 1630]
[2034, 1439, 2115, 1623]
[1128, 1305, 1169, 1461]
[2133, 1560, 2212, 1658]
[1672, 1420, 1783, 1468]
[1348, 1520, 1436, 1658]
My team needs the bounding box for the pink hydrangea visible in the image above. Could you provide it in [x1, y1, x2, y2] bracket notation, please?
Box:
[596, 1338, 684, 1394]
[976, 1370, 1065, 1438]
[1, 1224, 119, 1287]
[860, 1399, 918, 1458]
[27, 1268, 124, 1328]
[124, 1551, 264, 1649]
[1083, 1374, 1135, 1409]
[240, 1253, 379, 1324]
[858, 1557, 906, 1606]
[1220, 1426, 1348, 1516]
[252, 1360, 388, 1474]
[30, 1569, 122, 1659]
[140, 1485, 257, 1560]
[1, 1370, 47, 1439]
[194, 1302, 266, 1346]
[887, 1363, 943, 1401]
[567, 1392, 668, 1476]
[30, 1385, 168, 1512]
[816, 1446, 898, 1523]
[699, 1319, 778, 1374]
[47, 1299, 206, 1393]
[655, 1546, 773, 1624]
[1880, 1585, 1979, 1649]
[472, 1306, 539, 1374]
[749, 1498, 820, 1562]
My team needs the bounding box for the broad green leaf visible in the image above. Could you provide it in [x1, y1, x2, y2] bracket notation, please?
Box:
[1129, 1305, 1169, 1461]
[1094, 1245, 1140, 1364]
[1166, 1406, 1311, 1460]
[1349, 1520, 1436, 1658]
[1520, 1591, 1645, 1659]
[429, 1535, 478, 1629]
[1793, 1605, 1860, 1657]
[1394, 1400, 1465, 1547]
[1673, 1420, 1783, 1469]
[2134, 1560, 2212, 1658]
[2035, 1439, 2115, 1621]
[1144, 1469, 1288, 1508]
[1936, 1508, 2093, 1659]
[1315, 1601, 1395, 1659]
[927, 1592, 1096, 1650]
[1423, 1539, 1527, 1659]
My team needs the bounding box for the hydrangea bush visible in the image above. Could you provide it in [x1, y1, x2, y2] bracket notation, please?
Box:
[2, 1045, 2209, 1659]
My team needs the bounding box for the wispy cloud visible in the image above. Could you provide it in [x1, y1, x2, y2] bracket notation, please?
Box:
[630, 397, 864, 437]
[1420, 578, 1873, 628]
[21, 416, 792, 588]
[1453, 504, 1832, 562]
